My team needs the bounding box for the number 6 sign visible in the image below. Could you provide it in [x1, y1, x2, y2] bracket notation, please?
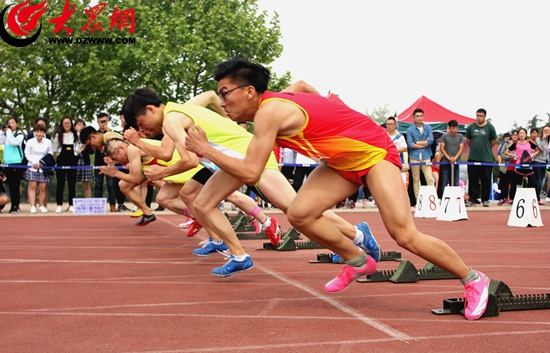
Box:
[507, 188, 544, 227]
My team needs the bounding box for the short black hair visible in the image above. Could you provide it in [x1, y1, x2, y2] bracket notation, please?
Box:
[80, 126, 97, 144]
[214, 53, 270, 93]
[97, 112, 109, 120]
[448, 119, 458, 127]
[502, 132, 511, 139]
[413, 108, 424, 116]
[122, 88, 163, 130]
[530, 128, 538, 134]
[476, 108, 487, 115]
[386, 117, 396, 123]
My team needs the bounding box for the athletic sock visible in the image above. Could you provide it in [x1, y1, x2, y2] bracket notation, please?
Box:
[212, 239, 223, 245]
[353, 226, 362, 244]
[261, 217, 271, 229]
[233, 254, 248, 261]
[345, 251, 367, 268]
[460, 268, 479, 284]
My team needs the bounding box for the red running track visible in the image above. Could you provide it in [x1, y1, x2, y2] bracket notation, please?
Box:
[0, 210, 549, 352]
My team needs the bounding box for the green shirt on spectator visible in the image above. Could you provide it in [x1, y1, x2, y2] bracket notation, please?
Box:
[465, 122, 497, 162]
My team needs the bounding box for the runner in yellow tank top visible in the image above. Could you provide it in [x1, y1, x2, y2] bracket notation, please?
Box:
[100, 137, 201, 226]
[122, 89, 371, 277]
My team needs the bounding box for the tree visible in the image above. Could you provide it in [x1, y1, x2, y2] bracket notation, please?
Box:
[365, 103, 392, 124]
[526, 114, 542, 130]
[0, 0, 290, 131]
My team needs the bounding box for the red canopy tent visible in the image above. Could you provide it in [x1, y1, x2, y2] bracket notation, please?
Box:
[396, 95, 475, 132]
[396, 96, 478, 156]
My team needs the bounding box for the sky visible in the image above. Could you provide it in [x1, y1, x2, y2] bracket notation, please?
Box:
[257, 0, 550, 133]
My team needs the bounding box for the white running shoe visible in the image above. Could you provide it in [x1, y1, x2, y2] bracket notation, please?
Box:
[39, 206, 48, 213]
[30, 206, 37, 214]
[68, 206, 74, 212]
[55, 206, 62, 213]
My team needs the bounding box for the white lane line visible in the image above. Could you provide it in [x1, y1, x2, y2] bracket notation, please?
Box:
[257, 298, 281, 316]
[123, 329, 550, 353]
[3, 310, 549, 327]
[0, 259, 193, 265]
[255, 264, 413, 342]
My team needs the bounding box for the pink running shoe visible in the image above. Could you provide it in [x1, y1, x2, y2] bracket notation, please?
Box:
[463, 270, 490, 320]
[186, 220, 203, 237]
[178, 217, 194, 230]
[264, 216, 281, 246]
[325, 255, 377, 293]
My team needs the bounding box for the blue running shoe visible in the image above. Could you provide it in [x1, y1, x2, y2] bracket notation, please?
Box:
[356, 222, 381, 262]
[211, 255, 253, 276]
[331, 252, 342, 264]
[192, 238, 228, 257]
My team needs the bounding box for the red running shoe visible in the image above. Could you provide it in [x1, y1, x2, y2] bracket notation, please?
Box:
[186, 220, 203, 237]
[264, 216, 281, 246]
[178, 217, 194, 230]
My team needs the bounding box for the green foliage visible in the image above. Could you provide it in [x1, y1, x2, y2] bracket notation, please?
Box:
[365, 103, 393, 124]
[1, 0, 287, 131]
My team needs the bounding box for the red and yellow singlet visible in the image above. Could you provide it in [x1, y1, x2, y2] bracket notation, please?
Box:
[259, 91, 401, 184]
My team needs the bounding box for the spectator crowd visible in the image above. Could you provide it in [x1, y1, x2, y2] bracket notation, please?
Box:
[1, 109, 549, 214]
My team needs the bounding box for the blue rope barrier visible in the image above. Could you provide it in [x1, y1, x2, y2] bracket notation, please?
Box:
[2, 161, 549, 170]
[277, 161, 550, 168]
[0, 164, 124, 170]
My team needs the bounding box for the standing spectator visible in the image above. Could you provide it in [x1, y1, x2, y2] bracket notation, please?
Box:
[496, 132, 511, 165]
[439, 120, 465, 194]
[93, 113, 119, 212]
[293, 152, 316, 192]
[386, 117, 408, 185]
[74, 118, 94, 198]
[27, 117, 51, 207]
[281, 148, 296, 186]
[0, 126, 9, 212]
[53, 115, 79, 212]
[3, 116, 26, 213]
[531, 128, 548, 204]
[505, 128, 540, 203]
[0, 171, 8, 212]
[497, 130, 518, 205]
[406, 108, 434, 201]
[24, 124, 53, 213]
[431, 147, 442, 196]
[465, 109, 497, 207]
[541, 125, 550, 203]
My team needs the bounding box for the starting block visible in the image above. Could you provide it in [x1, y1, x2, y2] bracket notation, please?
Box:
[414, 186, 439, 218]
[357, 260, 456, 283]
[262, 237, 323, 251]
[309, 251, 402, 264]
[507, 188, 543, 227]
[431, 279, 550, 318]
[436, 186, 468, 221]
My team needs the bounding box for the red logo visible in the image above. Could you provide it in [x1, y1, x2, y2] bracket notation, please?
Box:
[1, 1, 136, 47]
[0, 0, 47, 47]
